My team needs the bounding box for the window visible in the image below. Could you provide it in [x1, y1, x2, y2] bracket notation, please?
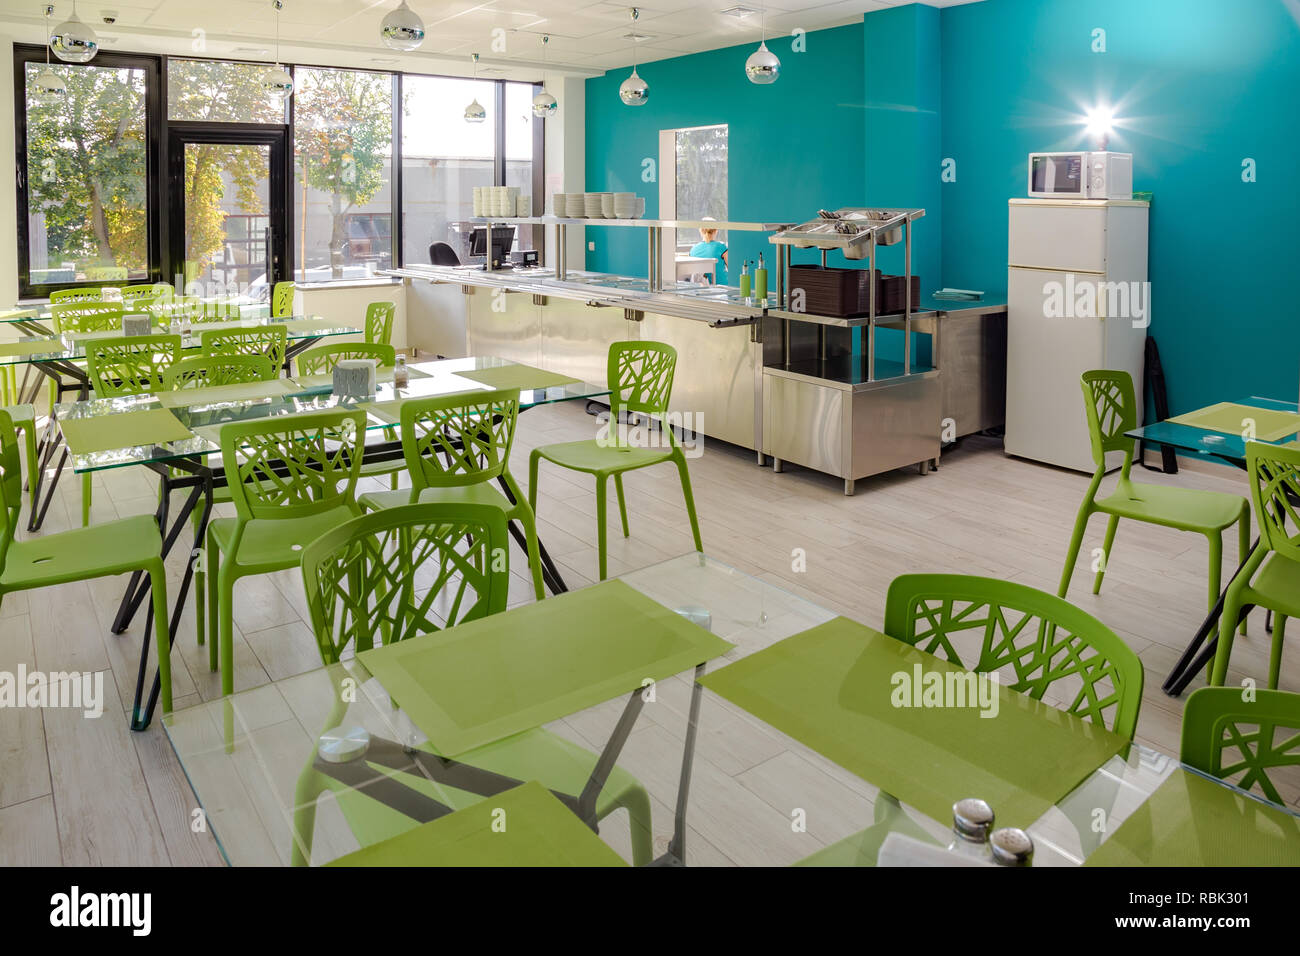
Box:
[168, 59, 288, 123]
[21, 57, 152, 288]
[505, 82, 539, 252]
[293, 67, 395, 282]
[675, 124, 728, 251]
[400, 75, 496, 265]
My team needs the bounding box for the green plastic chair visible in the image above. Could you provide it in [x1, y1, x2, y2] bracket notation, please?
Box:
[121, 282, 173, 303]
[49, 288, 105, 304]
[293, 500, 653, 866]
[1210, 442, 1300, 689]
[0, 409, 175, 716]
[361, 388, 545, 599]
[1, 404, 38, 513]
[294, 342, 396, 376]
[364, 301, 396, 346]
[84, 334, 182, 397]
[1182, 687, 1300, 807]
[205, 409, 366, 694]
[1059, 371, 1251, 624]
[529, 341, 703, 581]
[50, 302, 123, 334]
[271, 281, 296, 318]
[885, 572, 1144, 740]
[201, 325, 288, 371]
[162, 354, 275, 390]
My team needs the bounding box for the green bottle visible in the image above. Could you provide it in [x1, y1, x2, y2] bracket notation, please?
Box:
[755, 253, 768, 302]
[739, 260, 751, 298]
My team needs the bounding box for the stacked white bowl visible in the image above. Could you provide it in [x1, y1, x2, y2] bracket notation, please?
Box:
[583, 192, 604, 218]
[633, 197, 646, 218]
[613, 193, 637, 219]
[472, 186, 486, 217]
[552, 193, 568, 217]
[517, 195, 530, 217]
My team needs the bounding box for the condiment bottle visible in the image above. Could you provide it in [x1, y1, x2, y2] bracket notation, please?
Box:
[755, 252, 768, 302]
[947, 798, 994, 860]
[739, 261, 751, 299]
[989, 828, 1034, 867]
[393, 353, 409, 389]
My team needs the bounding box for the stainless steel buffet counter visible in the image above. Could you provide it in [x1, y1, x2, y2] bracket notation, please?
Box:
[387, 257, 1005, 496]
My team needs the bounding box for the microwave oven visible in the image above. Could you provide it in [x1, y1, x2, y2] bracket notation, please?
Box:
[1027, 151, 1132, 200]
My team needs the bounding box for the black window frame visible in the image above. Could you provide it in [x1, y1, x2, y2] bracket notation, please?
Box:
[14, 44, 545, 300]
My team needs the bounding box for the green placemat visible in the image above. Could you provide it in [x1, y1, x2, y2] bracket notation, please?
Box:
[0, 339, 62, 358]
[359, 579, 733, 757]
[1167, 402, 1300, 442]
[156, 379, 292, 408]
[326, 781, 626, 867]
[455, 363, 580, 392]
[698, 617, 1127, 830]
[60, 407, 195, 455]
[1085, 769, 1300, 866]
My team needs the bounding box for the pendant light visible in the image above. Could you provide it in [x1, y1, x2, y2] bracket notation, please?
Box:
[744, 1, 780, 85]
[33, 6, 67, 105]
[50, 0, 99, 63]
[380, 0, 425, 51]
[261, 0, 294, 98]
[531, 35, 557, 118]
[618, 8, 649, 107]
[464, 53, 486, 123]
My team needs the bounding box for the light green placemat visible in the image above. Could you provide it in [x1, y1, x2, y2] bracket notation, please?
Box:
[1167, 402, 1300, 442]
[326, 781, 626, 867]
[358, 579, 733, 757]
[0, 339, 62, 358]
[455, 364, 580, 392]
[156, 379, 292, 408]
[698, 617, 1127, 830]
[1084, 769, 1300, 866]
[60, 407, 195, 454]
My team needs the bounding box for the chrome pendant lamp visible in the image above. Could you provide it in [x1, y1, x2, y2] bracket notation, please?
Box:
[464, 53, 487, 123]
[618, 8, 649, 106]
[381, 0, 425, 51]
[34, 5, 67, 103]
[531, 35, 557, 118]
[745, 1, 780, 84]
[261, 1, 294, 97]
[50, 0, 99, 63]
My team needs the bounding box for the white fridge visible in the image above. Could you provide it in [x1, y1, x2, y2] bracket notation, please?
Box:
[1005, 198, 1150, 472]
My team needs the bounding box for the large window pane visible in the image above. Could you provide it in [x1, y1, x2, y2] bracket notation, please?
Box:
[505, 82, 538, 252]
[168, 59, 288, 123]
[24, 61, 148, 284]
[401, 75, 496, 265]
[294, 67, 393, 282]
[675, 124, 728, 251]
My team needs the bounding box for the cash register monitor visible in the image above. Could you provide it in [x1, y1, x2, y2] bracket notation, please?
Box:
[470, 226, 515, 263]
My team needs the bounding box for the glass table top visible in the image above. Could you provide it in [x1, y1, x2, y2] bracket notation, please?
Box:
[55, 355, 611, 474]
[1126, 395, 1300, 465]
[160, 551, 1287, 868]
[2, 297, 269, 324]
[0, 313, 357, 367]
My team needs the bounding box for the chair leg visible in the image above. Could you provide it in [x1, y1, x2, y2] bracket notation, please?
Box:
[1206, 531, 1223, 617]
[613, 473, 630, 538]
[1237, 514, 1250, 636]
[595, 474, 609, 581]
[673, 452, 704, 553]
[148, 563, 173, 715]
[218, 565, 236, 696]
[81, 473, 92, 527]
[207, 539, 221, 673]
[20, 423, 37, 513]
[528, 450, 541, 515]
[1210, 585, 1248, 686]
[1268, 614, 1287, 690]
[193, 511, 205, 649]
[1092, 514, 1120, 595]
[613, 784, 654, 867]
[517, 507, 546, 601]
[1058, 505, 1092, 598]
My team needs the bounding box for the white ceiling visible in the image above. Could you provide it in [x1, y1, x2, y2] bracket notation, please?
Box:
[0, 0, 983, 79]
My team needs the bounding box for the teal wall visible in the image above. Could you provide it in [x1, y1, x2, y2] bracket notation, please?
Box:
[585, 0, 1300, 413]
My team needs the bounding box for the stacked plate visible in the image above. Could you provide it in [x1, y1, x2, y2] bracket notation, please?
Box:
[552, 193, 568, 217]
[583, 192, 607, 217]
[612, 193, 637, 219]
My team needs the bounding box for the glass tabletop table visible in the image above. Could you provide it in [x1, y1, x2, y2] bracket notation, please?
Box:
[1125, 395, 1300, 696]
[161, 551, 1297, 868]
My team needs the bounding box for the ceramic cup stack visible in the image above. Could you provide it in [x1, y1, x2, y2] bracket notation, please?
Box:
[613, 193, 637, 219]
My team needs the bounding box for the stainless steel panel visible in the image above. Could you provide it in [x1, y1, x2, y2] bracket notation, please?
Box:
[848, 374, 941, 480]
[466, 291, 541, 367]
[939, 308, 1007, 437]
[763, 374, 845, 477]
[641, 312, 757, 449]
[539, 299, 639, 387]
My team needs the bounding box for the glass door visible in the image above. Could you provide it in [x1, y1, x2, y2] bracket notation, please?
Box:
[167, 125, 290, 299]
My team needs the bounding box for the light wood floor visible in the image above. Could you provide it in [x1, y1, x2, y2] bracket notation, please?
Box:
[2, 402, 1296, 865]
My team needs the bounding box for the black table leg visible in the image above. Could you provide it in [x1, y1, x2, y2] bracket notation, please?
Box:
[495, 473, 568, 595]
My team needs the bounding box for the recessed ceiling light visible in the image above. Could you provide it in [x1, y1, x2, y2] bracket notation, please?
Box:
[623, 31, 654, 41]
[720, 5, 758, 17]
[232, 46, 270, 56]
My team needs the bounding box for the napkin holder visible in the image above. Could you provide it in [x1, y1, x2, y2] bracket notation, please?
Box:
[122, 313, 152, 337]
[333, 359, 377, 398]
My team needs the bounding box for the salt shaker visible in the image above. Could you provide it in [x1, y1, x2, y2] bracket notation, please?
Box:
[393, 353, 409, 389]
[989, 827, 1034, 867]
[947, 798, 995, 860]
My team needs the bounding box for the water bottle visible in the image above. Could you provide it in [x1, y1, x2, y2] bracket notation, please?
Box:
[393, 353, 409, 389]
[169, 314, 182, 338]
[989, 828, 1034, 867]
[947, 798, 994, 861]
[180, 312, 192, 341]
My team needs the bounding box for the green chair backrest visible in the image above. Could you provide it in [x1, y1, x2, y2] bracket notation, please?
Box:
[0, 409, 21, 575]
[301, 501, 510, 664]
[1245, 441, 1300, 564]
[84, 334, 182, 396]
[219, 408, 366, 523]
[365, 301, 396, 346]
[163, 353, 275, 390]
[608, 341, 677, 420]
[51, 302, 123, 334]
[272, 281, 296, 318]
[1181, 687, 1300, 806]
[295, 342, 395, 376]
[201, 325, 288, 369]
[1079, 370, 1137, 472]
[883, 572, 1144, 740]
[121, 283, 173, 302]
[399, 388, 520, 491]
[49, 288, 106, 304]
[144, 297, 203, 324]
